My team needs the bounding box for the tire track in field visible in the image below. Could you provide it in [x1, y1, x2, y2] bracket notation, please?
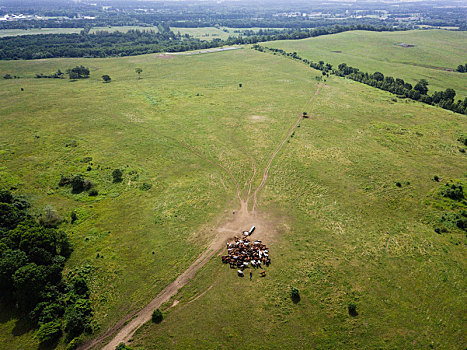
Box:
[251, 84, 322, 211]
[230, 123, 257, 202]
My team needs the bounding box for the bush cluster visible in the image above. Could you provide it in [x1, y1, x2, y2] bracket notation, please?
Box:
[441, 183, 464, 201]
[59, 175, 94, 194]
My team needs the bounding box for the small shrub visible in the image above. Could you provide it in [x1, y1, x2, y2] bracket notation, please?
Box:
[86, 166, 92, 171]
[116, 343, 133, 350]
[65, 140, 78, 147]
[71, 212, 77, 224]
[81, 156, 93, 163]
[348, 302, 358, 316]
[396, 182, 402, 187]
[88, 189, 98, 197]
[290, 286, 300, 303]
[59, 175, 72, 187]
[152, 309, 163, 323]
[4, 73, 12, 79]
[140, 183, 152, 191]
[39, 205, 61, 228]
[112, 169, 123, 183]
[434, 175, 439, 182]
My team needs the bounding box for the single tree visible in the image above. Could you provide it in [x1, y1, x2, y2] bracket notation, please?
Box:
[101, 74, 111, 83]
[414, 79, 429, 95]
[135, 68, 143, 79]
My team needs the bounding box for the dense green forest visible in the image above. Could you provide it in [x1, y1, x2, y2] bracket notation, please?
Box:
[0, 190, 93, 346]
[0, 24, 404, 60]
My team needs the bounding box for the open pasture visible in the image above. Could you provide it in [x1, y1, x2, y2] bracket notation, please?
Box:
[0, 36, 466, 349]
[266, 29, 467, 98]
[0, 26, 160, 37]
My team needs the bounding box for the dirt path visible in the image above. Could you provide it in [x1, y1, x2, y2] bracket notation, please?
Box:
[80, 84, 322, 350]
[251, 84, 322, 211]
[81, 199, 258, 350]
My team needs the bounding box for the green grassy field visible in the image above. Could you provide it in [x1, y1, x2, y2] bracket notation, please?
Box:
[0, 26, 159, 37]
[171, 27, 283, 41]
[0, 27, 83, 37]
[0, 31, 466, 349]
[266, 29, 467, 99]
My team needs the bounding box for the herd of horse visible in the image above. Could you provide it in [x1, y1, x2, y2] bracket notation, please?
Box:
[221, 231, 271, 277]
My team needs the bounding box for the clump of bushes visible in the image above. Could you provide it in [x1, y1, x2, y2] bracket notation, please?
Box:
[59, 175, 94, 194]
[439, 211, 467, 232]
[112, 169, 123, 183]
[67, 66, 90, 79]
[441, 183, 464, 201]
[35, 69, 64, 79]
[152, 309, 163, 323]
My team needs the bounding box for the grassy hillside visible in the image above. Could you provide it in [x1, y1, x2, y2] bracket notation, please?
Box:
[266, 30, 467, 99]
[131, 65, 467, 350]
[0, 38, 466, 349]
[0, 48, 317, 349]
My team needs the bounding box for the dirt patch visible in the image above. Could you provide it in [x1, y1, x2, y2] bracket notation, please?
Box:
[168, 299, 179, 309]
[157, 54, 175, 59]
[250, 115, 267, 122]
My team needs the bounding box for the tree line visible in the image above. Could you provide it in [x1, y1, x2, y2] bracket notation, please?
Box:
[0, 24, 405, 60]
[253, 45, 467, 115]
[0, 190, 93, 346]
